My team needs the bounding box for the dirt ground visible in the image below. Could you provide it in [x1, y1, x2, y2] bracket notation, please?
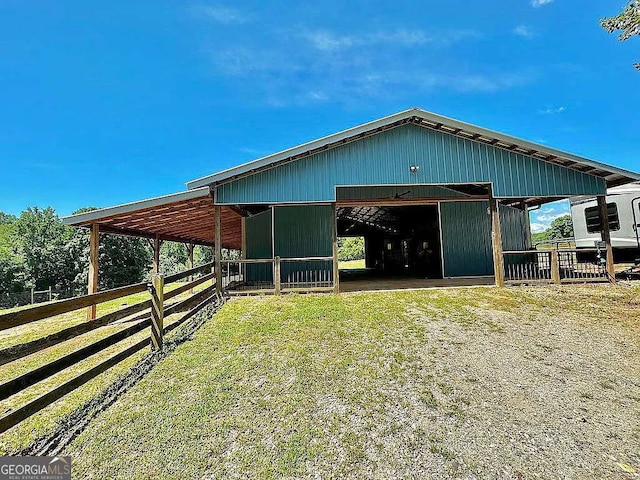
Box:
[36, 285, 640, 479]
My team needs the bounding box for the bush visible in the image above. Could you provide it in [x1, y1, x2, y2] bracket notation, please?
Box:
[338, 237, 364, 261]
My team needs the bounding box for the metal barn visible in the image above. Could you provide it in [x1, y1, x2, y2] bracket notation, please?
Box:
[64, 108, 640, 296]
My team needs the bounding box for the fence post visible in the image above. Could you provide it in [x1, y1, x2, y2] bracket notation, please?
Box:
[150, 274, 164, 350]
[274, 256, 281, 295]
[551, 249, 561, 284]
[30, 288, 34, 305]
[48, 286, 52, 302]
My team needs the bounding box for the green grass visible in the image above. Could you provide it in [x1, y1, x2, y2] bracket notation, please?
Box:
[0, 279, 213, 454]
[48, 284, 640, 478]
[338, 259, 366, 269]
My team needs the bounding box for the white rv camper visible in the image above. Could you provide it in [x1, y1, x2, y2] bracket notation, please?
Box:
[570, 182, 640, 261]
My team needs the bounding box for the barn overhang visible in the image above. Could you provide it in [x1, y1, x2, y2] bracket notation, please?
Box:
[62, 188, 242, 249]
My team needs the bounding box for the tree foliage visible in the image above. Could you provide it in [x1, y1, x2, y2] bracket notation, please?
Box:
[601, 1, 640, 70]
[15, 207, 75, 290]
[547, 215, 574, 240]
[0, 206, 153, 295]
[338, 237, 365, 261]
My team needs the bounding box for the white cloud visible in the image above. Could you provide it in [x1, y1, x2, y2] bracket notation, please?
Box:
[192, 4, 251, 25]
[529, 200, 570, 232]
[302, 28, 480, 52]
[539, 106, 566, 114]
[197, 18, 535, 106]
[530, 223, 547, 233]
[513, 25, 535, 38]
[531, 0, 554, 7]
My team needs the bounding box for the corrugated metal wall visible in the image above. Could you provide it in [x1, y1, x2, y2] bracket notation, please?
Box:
[499, 204, 530, 251]
[273, 205, 333, 257]
[336, 185, 468, 201]
[217, 123, 605, 204]
[440, 202, 493, 277]
[274, 205, 334, 282]
[440, 201, 529, 277]
[245, 209, 273, 282]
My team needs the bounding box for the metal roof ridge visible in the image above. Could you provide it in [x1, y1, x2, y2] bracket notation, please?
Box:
[185, 107, 640, 189]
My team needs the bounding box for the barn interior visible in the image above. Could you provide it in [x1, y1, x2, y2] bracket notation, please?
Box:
[337, 204, 443, 283]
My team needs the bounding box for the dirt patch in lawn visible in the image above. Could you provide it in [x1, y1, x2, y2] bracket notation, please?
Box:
[58, 285, 639, 479]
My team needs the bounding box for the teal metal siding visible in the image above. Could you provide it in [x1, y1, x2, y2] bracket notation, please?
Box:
[274, 205, 333, 257]
[274, 205, 334, 282]
[245, 209, 273, 283]
[336, 184, 468, 201]
[217, 124, 606, 204]
[440, 201, 529, 277]
[440, 202, 493, 277]
[499, 204, 530, 251]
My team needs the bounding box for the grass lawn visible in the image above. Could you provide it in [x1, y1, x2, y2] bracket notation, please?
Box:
[0, 279, 214, 454]
[338, 259, 365, 269]
[47, 284, 640, 479]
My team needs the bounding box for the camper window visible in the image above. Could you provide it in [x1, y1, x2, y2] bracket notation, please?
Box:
[584, 202, 620, 233]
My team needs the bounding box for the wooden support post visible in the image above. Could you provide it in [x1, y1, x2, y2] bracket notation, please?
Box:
[332, 203, 339, 294]
[241, 217, 246, 260]
[150, 274, 164, 350]
[214, 205, 222, 293]
[274, 256, 281, 295]
[152, 235, 161, 276]
[87, 224, 99, 320]
[597, 195, 616, 281]
[489, 193, 505, 287]
[550, 248, 561, 284]
[187, 243, 194, 294]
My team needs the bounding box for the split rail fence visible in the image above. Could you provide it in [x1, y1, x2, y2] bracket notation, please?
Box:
[0, 261, 219, 434]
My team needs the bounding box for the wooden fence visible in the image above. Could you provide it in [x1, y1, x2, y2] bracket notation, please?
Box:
[0, 262, 219, 434]
[503, 248, 610, 285]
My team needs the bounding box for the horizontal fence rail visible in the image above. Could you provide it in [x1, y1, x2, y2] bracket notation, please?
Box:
[220, 257, 336, 295]
[503, 248, 611, 285]
[0, 262, 220, 434]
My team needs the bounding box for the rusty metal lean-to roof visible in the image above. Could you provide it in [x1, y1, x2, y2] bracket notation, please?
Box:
[186, 107, 640, 190]
[62, 188, 242, 249]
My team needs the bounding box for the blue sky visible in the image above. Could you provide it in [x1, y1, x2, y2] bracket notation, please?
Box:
[0, 1, 638, 232]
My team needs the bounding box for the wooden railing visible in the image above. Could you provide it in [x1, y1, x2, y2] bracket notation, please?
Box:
[0, 262, 219, 434]
[221, 257, 336, 295]
[503, 248, 610, 285]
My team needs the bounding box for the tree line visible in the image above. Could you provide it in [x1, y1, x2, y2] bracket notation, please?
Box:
[0, 206, 213, 297]
[531, 214, 574, 245]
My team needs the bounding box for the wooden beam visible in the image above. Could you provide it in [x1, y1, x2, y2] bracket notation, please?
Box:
[150, 274, 164, 350]
[187, 243, 194, 294]
[153, 235, 161, 275]
[597, 195, 616, 281]
[332, 203, 339, 294]
[87, 224, 99, 320]
[241, 217, 246, 259]
[215, 205, 222, 293]
[489, 192, 505, 287]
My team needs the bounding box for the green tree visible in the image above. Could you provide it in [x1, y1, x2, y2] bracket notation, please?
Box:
[547, 215, 574, 240]
[159, 241, 188, 276]
[67, 208, 152, 290]
[338, 237, 365, 261]
[0, 212, 26, 294]
[601, 1, 640, 70]
[15, 207, 75, 289]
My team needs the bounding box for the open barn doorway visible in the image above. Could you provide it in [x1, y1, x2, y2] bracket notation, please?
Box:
[336, 204, 443, 291]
